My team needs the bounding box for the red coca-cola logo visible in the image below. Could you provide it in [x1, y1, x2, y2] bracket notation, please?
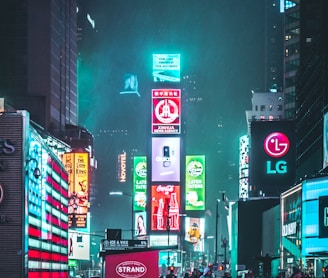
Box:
[116, 261, 147, 278]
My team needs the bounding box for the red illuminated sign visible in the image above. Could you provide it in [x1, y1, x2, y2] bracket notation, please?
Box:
[105, 250, 159, 278]
[152, 89, 181, 134]
[264, 132, 290, 158]
[151, 185, 180, 231]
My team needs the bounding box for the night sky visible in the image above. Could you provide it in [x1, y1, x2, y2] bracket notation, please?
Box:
[77, 0, 266, 237]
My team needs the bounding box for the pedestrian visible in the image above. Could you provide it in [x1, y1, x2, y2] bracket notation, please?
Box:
[191, 268, 201, 278]
[183, 272, 190, 278]
[166, 269, 177, 278]
[200, 267, 212, 278]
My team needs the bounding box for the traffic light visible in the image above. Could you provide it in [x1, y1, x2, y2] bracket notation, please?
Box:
[324, 265, 328, 278]
[218, 264, 225, 271]
[168, 266, 175, 272]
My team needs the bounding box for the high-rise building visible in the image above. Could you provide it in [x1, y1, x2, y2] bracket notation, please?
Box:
[283, 0, 300, 120]
[0, 0, 78, 137]
[293, 0, 328, 178]
[264, 0, 284, 92]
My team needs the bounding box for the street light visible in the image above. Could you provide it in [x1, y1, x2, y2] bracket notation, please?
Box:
[215, 192, 226, 264]
[215, 198, 219, 264]
[108, 191, 133, 239]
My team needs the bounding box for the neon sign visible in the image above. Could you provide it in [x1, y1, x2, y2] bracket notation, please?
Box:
[264, 132, 290, 174]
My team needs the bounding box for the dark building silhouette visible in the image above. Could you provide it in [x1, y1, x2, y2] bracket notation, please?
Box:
[0, 0, 78, 137]
[294, 0, 328, 178]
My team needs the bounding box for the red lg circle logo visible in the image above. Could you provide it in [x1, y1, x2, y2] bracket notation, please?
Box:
[264, 132, 290, 158]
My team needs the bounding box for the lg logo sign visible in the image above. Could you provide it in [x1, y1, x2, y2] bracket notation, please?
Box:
[264, 132, 290, 174]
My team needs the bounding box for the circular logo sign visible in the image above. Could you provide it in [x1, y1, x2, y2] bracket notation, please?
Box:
[264, 132, 290, 158]
[135, 161, 147, 178]
[187, 161, 203, 177]
[116, 261, 147, 278]
[154, 99, 179, 124]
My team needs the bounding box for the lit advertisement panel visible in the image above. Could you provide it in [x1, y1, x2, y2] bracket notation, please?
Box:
[323, 113, 328, 168]
[134, 211, 147, 237]
[27, 136, 69, 276]
[151, 185, 180, 231]
[152, 89, 181, 134]
[159, 250, 181, 268]
[133, 156, 147, 212]
[239, 135, 249, 199]
[184, 217, 205, 252]
[152, 54, 180, 82]
[185, 155, 205, 211]
[119, 73, 140, 97]
[152, 137, 180, 182]
[302, 177, 328, 256]
[280, 184, 302, 263]
[250, 121, 295, 195]
[68, 230, 90, 260]
[105, 250, 159, 278]
[62, 152, 89, 228]
[117, 151, 127, 183]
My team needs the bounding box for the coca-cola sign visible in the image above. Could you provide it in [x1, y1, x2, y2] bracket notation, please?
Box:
[115, 261, 147, 278]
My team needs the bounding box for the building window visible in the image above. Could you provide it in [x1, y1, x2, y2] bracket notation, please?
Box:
[260, 105, 265, 111]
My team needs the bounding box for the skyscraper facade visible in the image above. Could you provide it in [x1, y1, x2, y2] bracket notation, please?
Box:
[294, 0, 328, 178]
[0, 0, 78, 137]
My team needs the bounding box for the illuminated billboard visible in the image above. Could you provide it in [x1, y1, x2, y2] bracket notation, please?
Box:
[185, 217, 205, 252]
[152, 54, 180, 82]
[105, 250, 160, 278]
[152, 89, 181, 134]
[239, 135, 249, 199]
[302, 177, 328, 255]
[119, 73, 140, 97]
[185, 155, 205, 211]
[62, 152, 89, 228]
[27, 134, 69, 277]
[117, 151, 127, 183]
[250, 121, 295, 196]
[152, 137, 180, 182]
[133, 156, 147, 212]
[68, 230, 90, 260]
[323, 113, 328, 168]
[134, 211, 147, 237]
[151, 185, 180, 231]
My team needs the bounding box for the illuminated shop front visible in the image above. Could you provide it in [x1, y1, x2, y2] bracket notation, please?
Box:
[0, 111, 69, 277]
[281, 177, 328, 277]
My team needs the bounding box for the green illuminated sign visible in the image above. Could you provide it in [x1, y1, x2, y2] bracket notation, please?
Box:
[185, 155, 205, 211]
[68, 260, 77, 267]
[133, 156, 147, 211]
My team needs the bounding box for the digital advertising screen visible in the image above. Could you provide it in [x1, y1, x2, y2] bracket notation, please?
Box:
[185, 217, 205, 252]
[134, 211, 147, 237]
[302, 177, 328, 255]
[239, 135, 250, 199]
[151, 185, 180, 231]
[152, 89, 181, 134]
[133, 156, 147, 212]
[68, 230, 90, 260]
[152, 54, 180, 82]
[152, 137, 180, 182]
[323, 113, 328, 168]
[27, 138, 69, 276]
[62, 152, 89, 228]
[119, 73, 140, 97]
[185, 155, 205, 211]
[105, 250, 160, 278]
[250, 121, 295, 195]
